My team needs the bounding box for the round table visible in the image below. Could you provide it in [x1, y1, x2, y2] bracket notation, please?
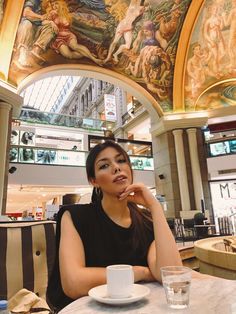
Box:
[58, 277, 236, 314]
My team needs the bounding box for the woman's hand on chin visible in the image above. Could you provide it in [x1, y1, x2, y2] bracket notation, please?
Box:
[118, 183, 159, 209]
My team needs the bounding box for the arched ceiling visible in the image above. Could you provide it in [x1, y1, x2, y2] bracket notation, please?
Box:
[0, 0, 236, 118]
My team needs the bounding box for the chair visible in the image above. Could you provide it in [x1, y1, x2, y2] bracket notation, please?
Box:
[218, 217, 233, 235]
[0, 220, 56, 300]
[223, 238, 234, 252]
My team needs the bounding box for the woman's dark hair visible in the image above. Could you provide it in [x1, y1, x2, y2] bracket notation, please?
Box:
[11, 130, 18, 136]
[23, 148, 34, 160]
[21, 132, 29, 145]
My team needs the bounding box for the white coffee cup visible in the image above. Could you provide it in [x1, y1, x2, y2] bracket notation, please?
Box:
[106, 264, 134, 299]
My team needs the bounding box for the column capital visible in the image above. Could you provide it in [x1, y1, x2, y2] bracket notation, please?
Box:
[0, 84, 23, 117]
[0, 101, 12, 111]
[172, 129, 183, 136]
[186, 128, 197, 134]
[151, 112, 208, 137]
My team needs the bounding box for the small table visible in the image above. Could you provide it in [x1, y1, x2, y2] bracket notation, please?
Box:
[58, 277, 236, 314]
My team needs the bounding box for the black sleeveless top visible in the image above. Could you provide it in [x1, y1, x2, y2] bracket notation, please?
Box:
[47, 201, 154, 311]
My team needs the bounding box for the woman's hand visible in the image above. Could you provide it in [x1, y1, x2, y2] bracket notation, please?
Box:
[118, 183, 159, 210]
[133, 266, 155, 282]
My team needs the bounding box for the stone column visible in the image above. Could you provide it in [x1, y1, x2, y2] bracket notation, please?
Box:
[0, 83, 23, 214]
[0, 102, 12, 213]
[172, 129, 191, 212]
[187, 128, 204, 210]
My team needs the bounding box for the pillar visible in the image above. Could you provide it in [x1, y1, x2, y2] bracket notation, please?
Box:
[187, 128, 204, 210]
[172, 129, 191, 212]
[0, 83, 23, 214]
[0, 102, 12, 213]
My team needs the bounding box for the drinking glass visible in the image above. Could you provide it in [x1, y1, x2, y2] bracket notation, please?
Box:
[161, 266, 191, 309]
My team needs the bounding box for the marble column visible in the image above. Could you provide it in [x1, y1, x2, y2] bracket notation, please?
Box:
[0, 101, 12, 213]
[187, 128, 204, 210]
[172, 129, 191, 211]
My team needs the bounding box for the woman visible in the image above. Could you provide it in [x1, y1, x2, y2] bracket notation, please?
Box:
[47, 140, 182, 311]
[46, 0, 102, 65]
[21, 131, 35, 145]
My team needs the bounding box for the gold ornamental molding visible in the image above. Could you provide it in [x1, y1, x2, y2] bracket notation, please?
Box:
[0, 0, 24, 81]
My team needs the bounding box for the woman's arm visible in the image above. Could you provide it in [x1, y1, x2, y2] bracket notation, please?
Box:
[59, 210, 153, 299]
[59, 211, 106, 298]
[119, 183, 182, 282]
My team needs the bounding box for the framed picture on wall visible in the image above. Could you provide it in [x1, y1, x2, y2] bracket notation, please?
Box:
[10, 130, 19, 145]
[36, 149, 57, 164]
[20, 131, 35, 146]
[19, 148, 35, 163]
[9, 148, 18, 162]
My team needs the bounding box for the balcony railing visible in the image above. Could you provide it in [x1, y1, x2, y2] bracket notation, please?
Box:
[19, 108, 115, 131]
[9, 145, 154, 171]
[122, 105, 146, 125]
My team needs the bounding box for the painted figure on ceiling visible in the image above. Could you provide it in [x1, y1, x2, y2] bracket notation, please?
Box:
[104, 0, 145, 63]
[202, 3, 225, 76]
[46, 0, 102, 65]
[154, 8, 182, 50]
[13, 0, 58, 69]
[222, 0, 236, 73]
[185, 43, 213, 99]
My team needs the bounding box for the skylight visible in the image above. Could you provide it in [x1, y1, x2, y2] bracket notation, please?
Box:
[20, 76, 81, 112]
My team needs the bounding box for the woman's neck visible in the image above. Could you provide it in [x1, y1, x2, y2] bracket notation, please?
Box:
[101, 195, 131, 228]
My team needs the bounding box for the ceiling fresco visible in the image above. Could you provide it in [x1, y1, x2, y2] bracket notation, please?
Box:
[7, 0, 191, 113]
[184, 0, 236, 111]
[195, 81, 236, 110]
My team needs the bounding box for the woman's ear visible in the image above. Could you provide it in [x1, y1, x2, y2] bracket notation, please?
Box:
[89, 178, 98, 188]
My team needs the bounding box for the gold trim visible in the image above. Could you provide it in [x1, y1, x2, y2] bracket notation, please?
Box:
[0, 0, 24, 80]
[195, 78, 236, 106]
[173, 0, 205, 112]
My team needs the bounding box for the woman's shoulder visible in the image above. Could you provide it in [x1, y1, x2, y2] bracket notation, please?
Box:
[59, 202, 95, 217]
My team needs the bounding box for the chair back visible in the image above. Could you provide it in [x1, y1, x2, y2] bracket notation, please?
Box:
[0, 220, 56, 300]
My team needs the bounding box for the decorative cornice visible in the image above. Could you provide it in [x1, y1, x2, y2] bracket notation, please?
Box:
[151, 111, 208, 136]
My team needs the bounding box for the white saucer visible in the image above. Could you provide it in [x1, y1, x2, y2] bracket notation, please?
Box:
[88, 284, 150, 305]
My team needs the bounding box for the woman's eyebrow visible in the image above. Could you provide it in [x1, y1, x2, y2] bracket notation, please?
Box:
[96, 153, 123, 165]
[96, 157, 109, 165]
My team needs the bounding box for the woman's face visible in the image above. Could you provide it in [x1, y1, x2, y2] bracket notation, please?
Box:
[91, 147, 132, 197]
[24, 149, 33, 159]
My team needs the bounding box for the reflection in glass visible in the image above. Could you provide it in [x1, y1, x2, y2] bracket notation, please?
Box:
[229, 140, 236, 153]
[209, 141, 230, 156]
[130, 157, 153, 170]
